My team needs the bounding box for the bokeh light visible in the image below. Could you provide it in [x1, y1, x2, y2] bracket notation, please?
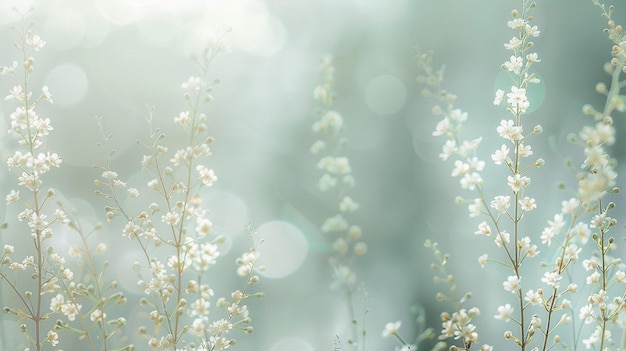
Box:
[364, 74, 407, 116]
[45, 63, 88, 106]
[256, 221, 308, 278]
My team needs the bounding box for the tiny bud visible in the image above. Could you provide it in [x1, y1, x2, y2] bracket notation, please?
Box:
[582, 104, 595, 115]
[596, 82, 607, 94]
[533, 125, 543, 134]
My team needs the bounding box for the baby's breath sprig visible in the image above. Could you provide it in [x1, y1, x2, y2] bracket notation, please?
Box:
[419, 2, 555, 350]
[311, 55, 368, 350]
[570, 2, 625, 349]
[414, 49, 492, 351]
[95, 34, 261, 351]
[58, 206, 132, 351]
[0, 11, 80, 351]
[424, 240, 485, 351]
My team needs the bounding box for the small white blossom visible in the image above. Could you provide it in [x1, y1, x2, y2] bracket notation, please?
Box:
[502, 275, 521, 293]
[495, 304, 513, 321]
[382, 320, 402, 338]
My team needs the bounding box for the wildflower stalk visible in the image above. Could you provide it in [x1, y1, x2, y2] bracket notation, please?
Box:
[311, 55, 368, 351]
[95, 32, 261, 351]
[0, 11, 73, 351]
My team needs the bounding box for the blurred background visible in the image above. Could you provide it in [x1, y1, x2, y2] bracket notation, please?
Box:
[0, 0, 625, 350]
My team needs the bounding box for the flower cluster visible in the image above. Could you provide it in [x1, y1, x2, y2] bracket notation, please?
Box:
[1, 14, 133, 351]
[412, 1, 626, 351]
[0, 14, 76, 351]
[311, 55, 367, 349]
[94, 36, 262, 351]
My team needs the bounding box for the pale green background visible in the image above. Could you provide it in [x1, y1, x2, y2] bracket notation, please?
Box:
[0, 0, 624, 350]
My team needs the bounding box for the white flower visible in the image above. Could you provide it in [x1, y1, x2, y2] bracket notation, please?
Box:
[561, 198, 580, 214]
[46, 330, 59, 346]
[474, 221, 491, 236]
[495, 304, 513, 321]
[467, 157, 485, 171]
[310, 140, 326, 154]
[507, 18, 527, 29]
[451, 160, 470, 177]
[468, 198, 482, 218]
[525, 24, 541, 37]
[541, 271, 562, 288]
[490, 195, 510, 212]
[507, 86, 530, 113]
[502, 275, 521, 293]
[321, 214, 348, 232]
[518, 143, 533, 157]
[540, 227, 554, 246]
[504, 36, 523, 50]
[494, 89, 505, 105]
[503, 56, 523, 74]
[526, 52, 541, 63]
[101, 170, 118, 180]
[3, 244, 15, 254]
[432, 117, 451, 137]
[196, 165, 217, 186]
[478, 254, 488, 267]
[586, 271, 601, 285]
[449, 108, 467, 122]
[318, 174, 337, 191]
[525, 290, 542, 305]
[497, 119, 523, 141]
[174, 111, 190, 124]
[491, 144, 509, 165]
[5, 190, 19, 204]
[439, 139, 457, 161]
[382, 320, 402, 337]
[339, 196, 360, 212]
[495, 230, 510, 247]
[579, 304, 594, 323]
[27, 34, 46, 51]
[41, 86, 53, 103]
[181, 76, 205, 93]
[61, 301, 82, 321]
[519, 197, 536, 211]
[90, 309, 106, 322]
[507, 173, 530, 193]
[161, 211, 180, 226]
[127, 187, 139, 198]
[459, 172, 482, 190]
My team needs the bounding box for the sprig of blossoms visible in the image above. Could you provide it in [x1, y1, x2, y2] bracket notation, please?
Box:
[421, 240, 490, 351]
[0, 13, 81, 351]
[571, 2, 624, 350]
[418, 2, 586, 350]
[95, 34, 262, 351]
[311, 55, 368, 349]
[419, 1, 626, 351]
